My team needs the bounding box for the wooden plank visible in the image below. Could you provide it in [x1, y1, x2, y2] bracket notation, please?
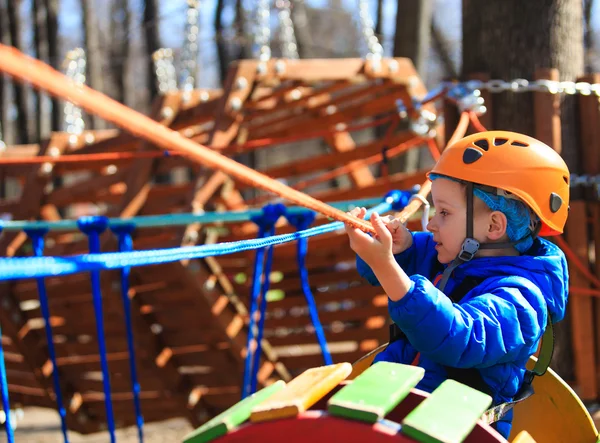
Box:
[401, 379, 492, 443]
[250, 88, 408, 140]
[326, 131, 375, 187]
[245, 80, 393, 135]
[251, 57, 417, 82]
[328, 362, 424, 423]
[0, 282, 95, 434]
[266, 326, 388, 348]
[182, 380, 285, 443]
[278, 349, 381, 371]
[207, 60, 257, 149]
[250, 363, 352, 422]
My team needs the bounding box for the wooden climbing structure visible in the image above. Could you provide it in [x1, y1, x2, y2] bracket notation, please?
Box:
[0, 53, 436, 434]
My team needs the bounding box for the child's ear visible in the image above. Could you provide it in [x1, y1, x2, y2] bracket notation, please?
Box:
[487, 211, 508, 240]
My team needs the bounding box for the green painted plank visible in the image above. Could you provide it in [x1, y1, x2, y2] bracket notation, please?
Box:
[401, 379, 492, 443]
[327, 362, 425, 423]
[182, 380, 286, 443]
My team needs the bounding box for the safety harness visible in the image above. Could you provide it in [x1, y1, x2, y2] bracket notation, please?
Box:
[388, 269, 555, 425]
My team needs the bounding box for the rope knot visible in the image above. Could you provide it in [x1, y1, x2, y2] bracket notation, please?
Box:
[24, 227, 49, 238]
[286, 210, 316, 231]
[385, 190, 412, 211]
[77, 216, 109, 234]
[251, 203, 286, 230]
[109, 222, 136, 236]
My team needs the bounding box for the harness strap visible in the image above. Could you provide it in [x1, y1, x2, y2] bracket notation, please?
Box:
[387, 273, 555, 424]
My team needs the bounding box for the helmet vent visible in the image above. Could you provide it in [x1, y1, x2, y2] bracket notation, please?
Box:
[473, 139, 489, 150]
[511, 141, 529, 147]
[493, 138, 508, 146]
[463, 147, 483, 164]
[550, 193, 563, 213]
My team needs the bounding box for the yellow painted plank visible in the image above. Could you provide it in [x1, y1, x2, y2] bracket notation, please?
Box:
[250, 362, 352, 423]
[511, 431, 537, 443]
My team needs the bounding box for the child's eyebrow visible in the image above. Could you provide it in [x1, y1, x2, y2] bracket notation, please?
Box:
[432, 198, 457, 208]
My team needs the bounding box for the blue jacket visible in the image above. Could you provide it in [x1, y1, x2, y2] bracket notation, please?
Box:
[356, 232, 568, 438]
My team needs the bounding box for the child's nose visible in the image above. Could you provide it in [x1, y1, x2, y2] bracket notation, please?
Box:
[427, 218, 436, 232]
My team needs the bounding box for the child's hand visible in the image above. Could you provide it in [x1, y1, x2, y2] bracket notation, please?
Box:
[380, 215, 413, 255]
[344, 208, 394, 267]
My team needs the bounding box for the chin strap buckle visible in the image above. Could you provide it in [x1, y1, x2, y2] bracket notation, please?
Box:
[458, 238, 480, 261]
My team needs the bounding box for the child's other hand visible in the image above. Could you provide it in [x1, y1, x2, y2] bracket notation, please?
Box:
[381, 215, 413, 255]
[344, 208, 394, 267]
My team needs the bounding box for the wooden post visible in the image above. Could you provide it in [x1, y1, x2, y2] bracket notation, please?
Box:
[534, 69, 562, 153]
[577, 73, 600, 397]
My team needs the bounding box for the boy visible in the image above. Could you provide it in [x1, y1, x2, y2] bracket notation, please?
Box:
[344, 131, 569, 438]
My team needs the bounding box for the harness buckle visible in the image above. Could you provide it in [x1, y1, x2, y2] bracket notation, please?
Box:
[458, 238, 480, 261]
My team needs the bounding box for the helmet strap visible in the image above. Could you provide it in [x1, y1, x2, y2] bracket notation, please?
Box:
[437, 185, 542, 294]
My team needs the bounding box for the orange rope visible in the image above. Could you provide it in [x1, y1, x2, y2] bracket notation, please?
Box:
[569, 287, 600, 298]
[0, 44, 375, 234]
[426, 138, 441, 161]
[449, 112, 471, 145]
[554, 236, 600, 289]
[468, 111, 488, 133]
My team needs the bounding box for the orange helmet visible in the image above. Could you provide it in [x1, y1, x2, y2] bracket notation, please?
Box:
[427, 130, 570, 236]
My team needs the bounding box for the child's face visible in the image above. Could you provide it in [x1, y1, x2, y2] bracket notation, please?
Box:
[427, 178, 492, 264]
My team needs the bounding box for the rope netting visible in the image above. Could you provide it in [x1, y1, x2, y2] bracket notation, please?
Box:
[0, 40, 467, 441]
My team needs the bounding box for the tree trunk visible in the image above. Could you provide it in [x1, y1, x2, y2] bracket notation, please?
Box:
[391, 0, 434, 174]
[43, 0, 60, 132]
[6, 0, 29, 143]
[584, 0, 594, 72]
[214, 0, 228, 84]
[290, 0, 314, 58]
[81, 0, 105, 129]
[110, 0, 130, 104]
[430, 18, 457, 79]
[32, 0, 49, 141]
[143, 0, 161, 105]
[393, 0, 434, 76]
[462, 0, 584, 379]
[375, 0, 384, 45]
[234, 0, 252, 60]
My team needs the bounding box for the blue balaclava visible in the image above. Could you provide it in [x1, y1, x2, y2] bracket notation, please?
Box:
[429, 173, 537, 253]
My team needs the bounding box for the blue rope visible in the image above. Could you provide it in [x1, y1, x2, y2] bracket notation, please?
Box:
[77, 216, 116, 443]
[0, 324, 14, 443]
[286, 211, 333, 365]
[242, 204, 286, 398]
[241, 224, 267, 399]
[24, 228, 69, 443]
[0, 192, 412, 281]
[0, 197, 385, 232]
[250, 226, 276, 395]
[110, 224, 144, 443]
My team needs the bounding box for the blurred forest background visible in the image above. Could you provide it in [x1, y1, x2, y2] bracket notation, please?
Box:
[0, 0, 598, 440]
